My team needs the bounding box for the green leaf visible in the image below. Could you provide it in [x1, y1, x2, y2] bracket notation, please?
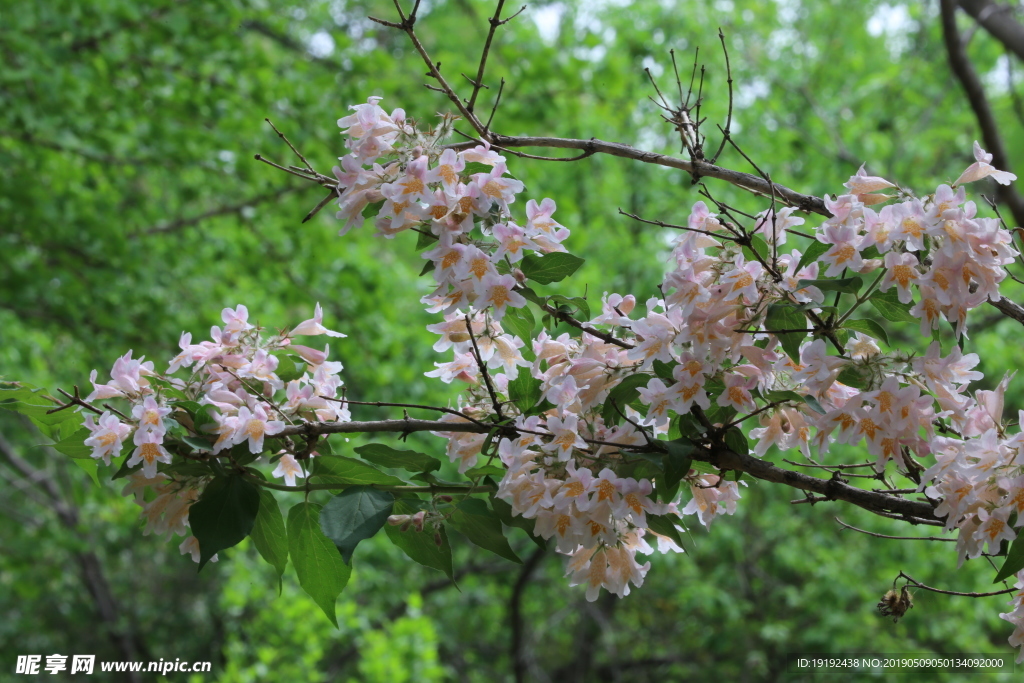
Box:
[251, 488, 288, 586]
[723, 427, 749, 455]
[653, 360, 677, 382]
[869, 289, 917, 323]
[489, 489, 545, 549]
[270, 351, 306, 383]
[994, 536, 1024, 583]
[319, 486, 395, 564]
[462, 161, 495, 176]
[546, 294, 591, 320]
[837, 365, 868, 389]
[463, 464, 506, 478]
[310, 456, 407, 487]
[111, 454, 137, 480]
[796, 276, 863, 294]
[602, 373, 654, 424]
[71, 457, 101, 486]
[843, 318, 890, 347]
[182, 435, 214, 452]
[742, 234, 770, 263]
[797, 241, 830, 272]
[288, 502, 351, 627]
[148, 376, 188, 401]
[661, 438, 694, 500]
[0, 396, 81, 439]
[49, 427, 94, 459]
[646, 513, 686, 549]
[362, 199, 385, 219]
[762, 390, 805, 404]
[189, 474, 261, 570]
[520, 252, 585, 285]
[449, 498, 521, 563]
[803, 395, 826, 414]
[415, 229, 439, 250]
[502, 304, 536, 342]
[509, 368, 543, 414]
[384, 499, 454, 580]
[354, 444, 441, 473]
[764, 303, 807, 363]
[517, 286, 546, 307]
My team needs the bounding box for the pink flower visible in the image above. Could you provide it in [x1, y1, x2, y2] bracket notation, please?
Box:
[132, 396, 171, 437]
[221, 305, 253, 335]
[83, 412, 133, 465]
[233, 404, 286, 454]
[291, 303, 346, 338]
[954, 141, 1017, 186]
[879, 252, 920, 304]
[128, 430, 173, 478]
[477, 273, 526, 319]
[272, 453, 305, 487]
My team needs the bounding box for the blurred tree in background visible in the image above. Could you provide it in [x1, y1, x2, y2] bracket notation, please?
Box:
[3, 0, 1024, 680]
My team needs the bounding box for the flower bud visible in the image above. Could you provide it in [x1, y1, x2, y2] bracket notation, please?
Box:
[387, 514, 410, 527]
[411, 510, 427, 532]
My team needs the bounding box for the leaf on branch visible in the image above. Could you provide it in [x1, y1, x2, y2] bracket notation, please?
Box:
[723, 427, 749, 456]
[47, 427, 93, 459]
[742, 234, 769, 263]
[463, 464, 506, 478]
[646, 513, 687, 549]
[310, 455, 408, 487]
[797, 241, 830, 272]
[354, 444, 441, 473]
[546, 294, 591, 320]
[449, 498, 521, 563]
[653, 359, 678, 382]
[251, 488, 289, 588]
[384, 499, 455, 581]
[415, 229, 439, 251]
[489, 487, 545, 549]
[868, 289, 917, 323]
[601, 373, 652, 425]
[796, 276, 864, 294]
[502, 305, 535, 341]
[189, 474, 261, 571]
[842, 318, 890, 347]
[319, 486, 395, 564]
[509, 368, 543, 414]
[994, 536, 1024, 584]
[270, 351, 307, 383]
[659, 438, 694, 503]
[520, 252, 585, 285]
[765, 303, 807, 363]
[288, 501, 351, 627]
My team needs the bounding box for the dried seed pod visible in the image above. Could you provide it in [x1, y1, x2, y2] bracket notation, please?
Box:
[877, 585, 914, 623]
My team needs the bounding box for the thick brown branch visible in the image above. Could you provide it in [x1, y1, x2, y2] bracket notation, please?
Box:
[941, 0, 1024, 227]
[959, 0, 1024, 62]
[708, 446, 940, 522]
[276, 417, 941, 523]
[448, 134, 830, 215]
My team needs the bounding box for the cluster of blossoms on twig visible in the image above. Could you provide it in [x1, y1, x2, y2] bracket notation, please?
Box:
[80, 303, 349, 562]
[324, 97, 1024, 643]
[68, 94, 1024, 658]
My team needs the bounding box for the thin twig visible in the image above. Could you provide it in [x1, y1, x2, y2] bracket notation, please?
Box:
[835, 517, 954, 542]
[898, 571, 1018, 598]
[264, 118, 314, 172]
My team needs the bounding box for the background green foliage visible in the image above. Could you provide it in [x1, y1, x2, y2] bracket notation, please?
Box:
[3, 0, 1024, 679]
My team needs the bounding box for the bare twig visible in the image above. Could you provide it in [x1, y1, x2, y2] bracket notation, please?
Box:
[835, 517, 955, 542]
[898, 571, 1017, 598]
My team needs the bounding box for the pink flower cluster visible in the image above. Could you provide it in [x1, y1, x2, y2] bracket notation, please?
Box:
[81, 303, 351, 560]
